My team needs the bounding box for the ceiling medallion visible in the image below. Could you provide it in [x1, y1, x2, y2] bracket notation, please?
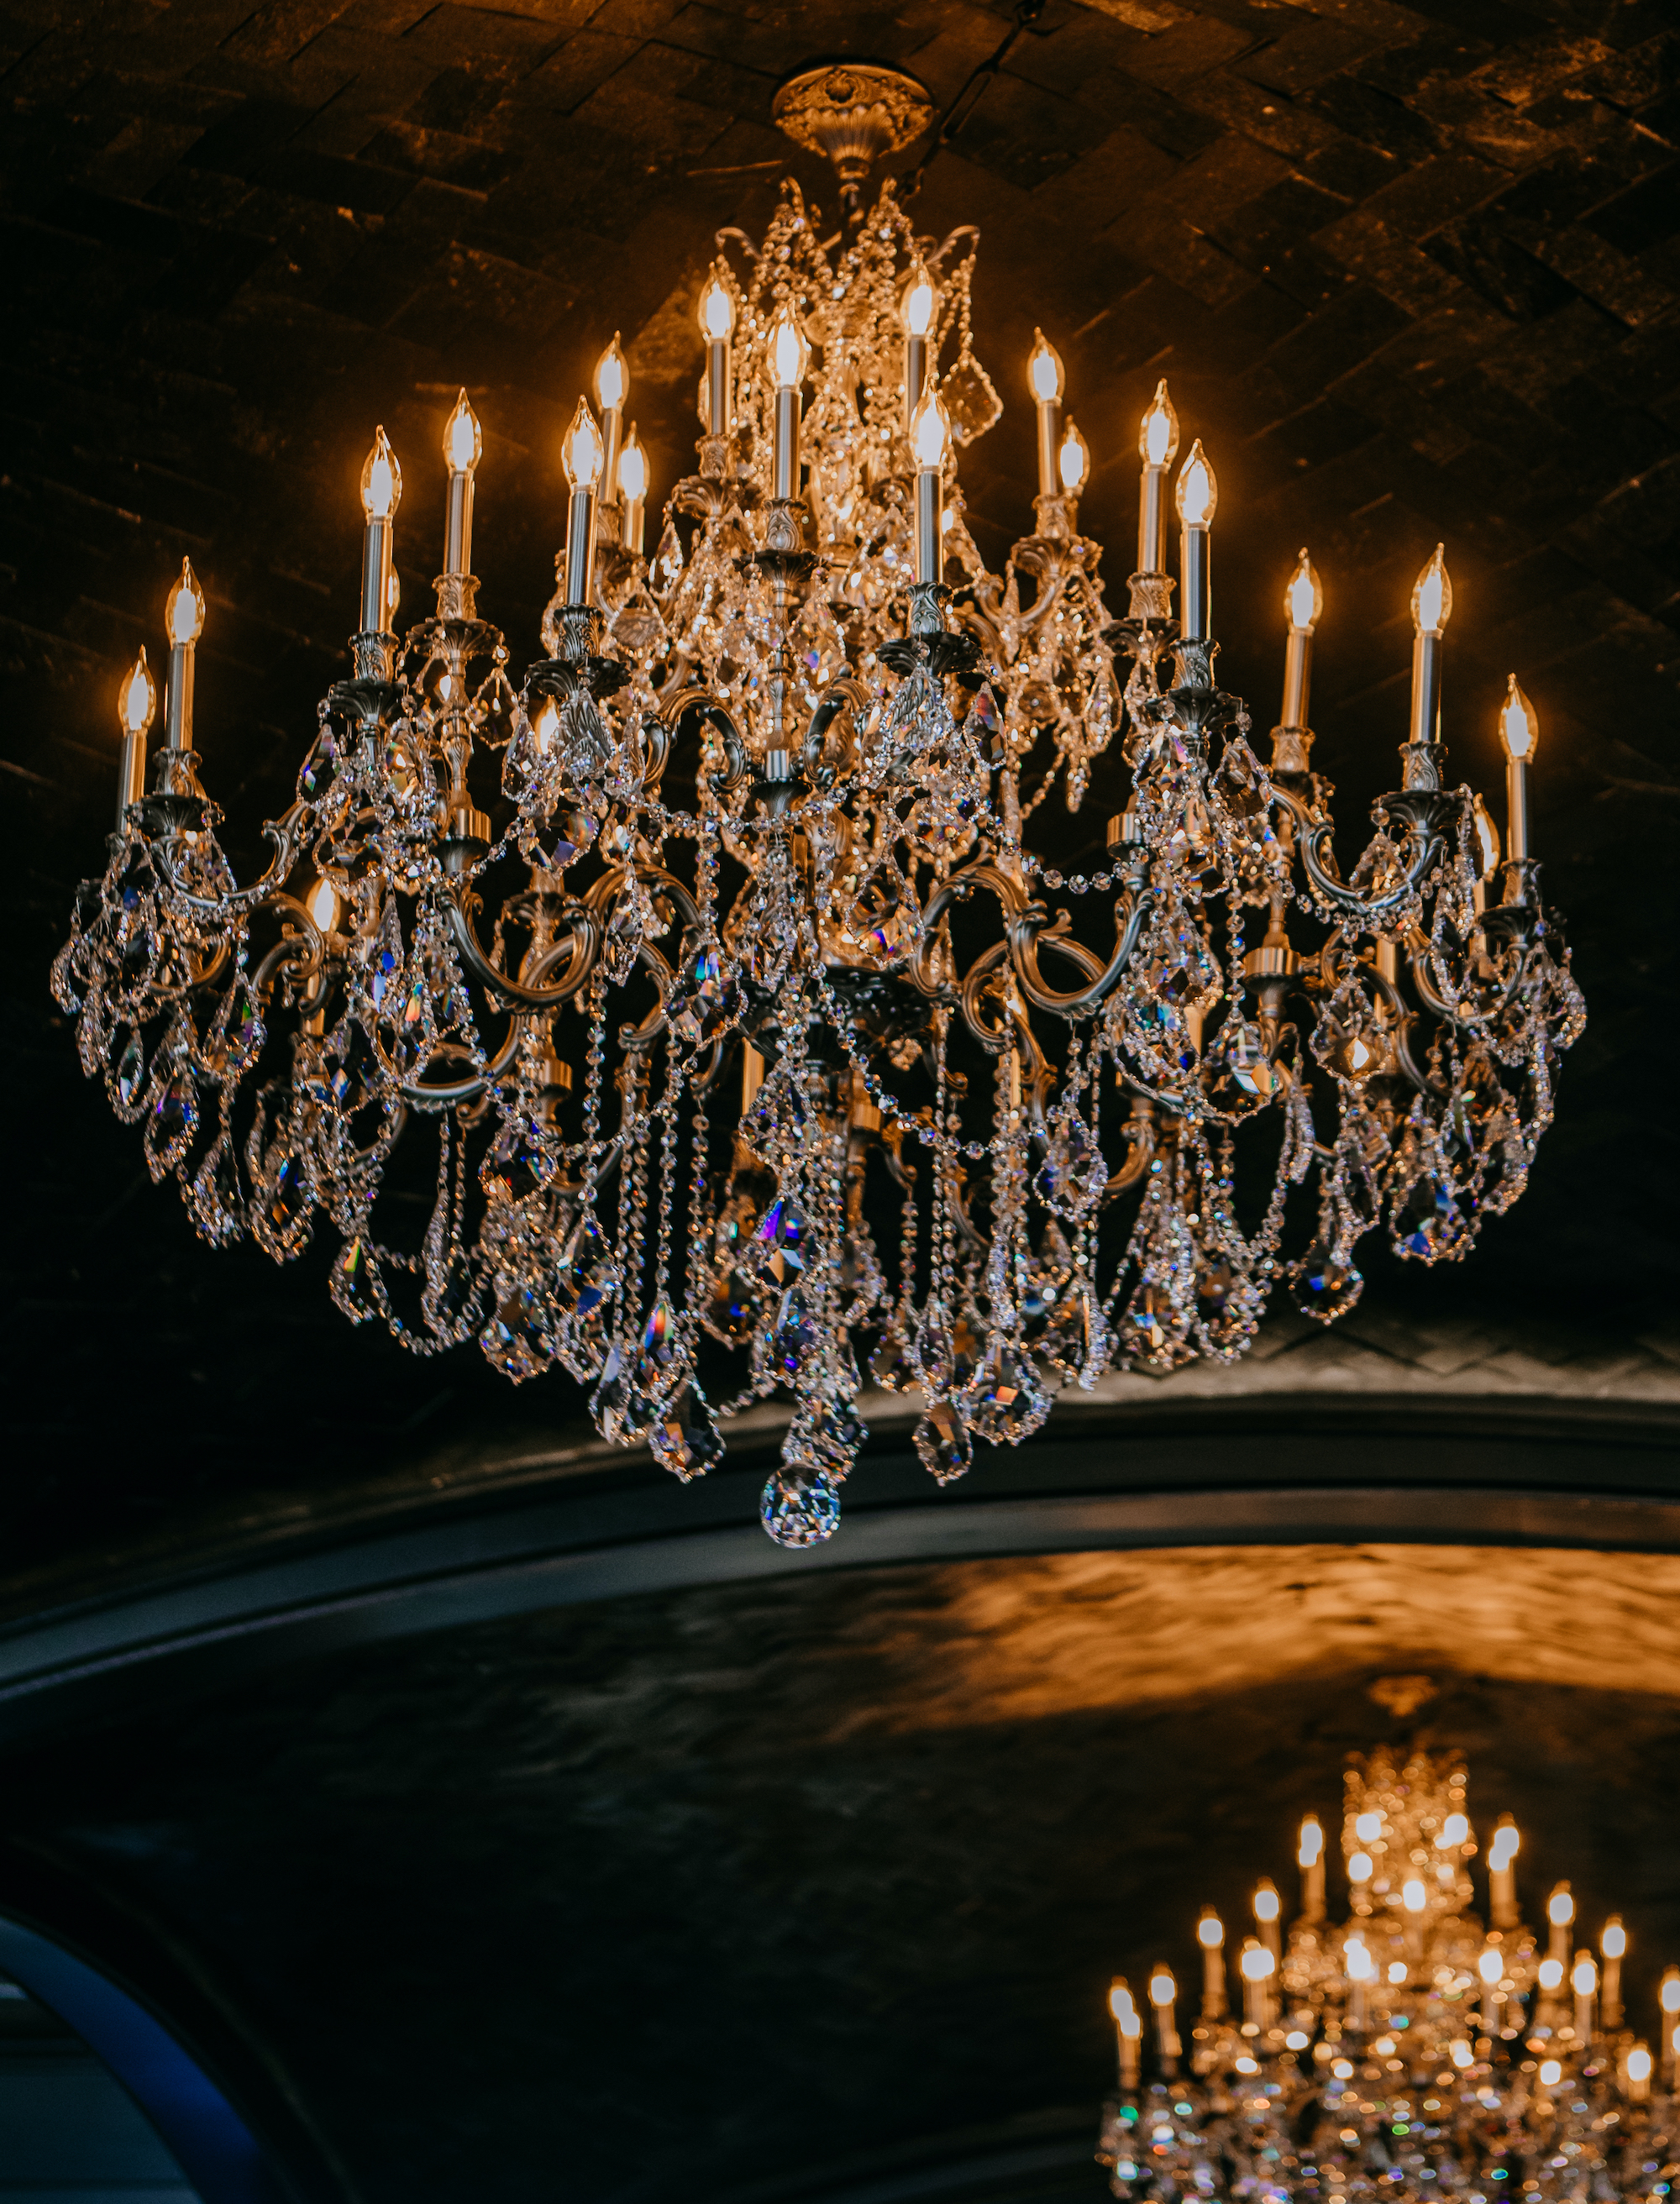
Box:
[1100, 1748, 1676, 2204]
[769, 64, 937, 221]
[53, 73, 1584, 1546]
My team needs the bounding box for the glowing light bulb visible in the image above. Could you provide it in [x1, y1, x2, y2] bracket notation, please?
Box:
[1549, 1888, 1575, 1928]
[1451, 2039, 1473, 2069]
[1175, 438, 1217, 526]
[697, 272, 735, 341]
[1661, 1972, 1680, 2015]
[1198, 1913, 1224, 1949]
[769, 307, 810, 391]
[118, 648, 155, 735]
[1027, 328, 1064, 404]
[561, 398, 605, 491]
[1440, 1813, 1470, 1848]
[1603, 1922, 1627, 1960]
[1628, 2046, 1653, 2084]
[1299, 1818, 1324, 1868]
[307, 876, 342, 933]
[1388, 1960, 1408, 1984]
[1499, 673, 1540, 762]
[910, 388, 953, 471]
[1539, 2060, 1562, 2088]
[1348, 1850, 1373, 1882]
[900, 266, 937, 338]
[1139, 378, 1179, 469]
[360, 428, 401, 520]
[1253, 1886, 1281, 1924]
[1344, 1938, 1375, 1983]
[1355, 1812, 1383, 1843]
[1411, 543, 1452, 634]
[617, 428, 648, 502]
[1538, 1959, 1564, 1991]
[1488, 1823, 1520, 1871]
[1403, 1879, 1427, 1913]
[1286, 548, 1323, 631]
[1058, 417, 1090, 495]
[443, 390, 481, 473]
[1240, 1943, 1275, 1981]
[532, 697, 560, 755]
[1473, 798, 1500, 879]
[1572, 1955, 1598, 1997]
[1149, 1969, 1177, 2006]
[165, 558, 206, 646]
[1479, 1948, 1504, 1985]
[594, 332, 627, 412]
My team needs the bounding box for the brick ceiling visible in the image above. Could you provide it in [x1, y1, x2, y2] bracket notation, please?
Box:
[3, 0, 1677, 1561]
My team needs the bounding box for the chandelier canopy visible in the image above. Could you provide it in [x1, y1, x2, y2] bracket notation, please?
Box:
[53, 66, 1583, 1546]
[1100, 1747, 1675, 2204]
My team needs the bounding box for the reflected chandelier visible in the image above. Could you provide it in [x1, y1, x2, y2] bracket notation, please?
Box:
[1099, 1747, 1677, 2204]
[54, 66, 1584, 1547]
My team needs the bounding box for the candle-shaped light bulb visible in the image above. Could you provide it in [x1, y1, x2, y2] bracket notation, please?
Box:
[1029, 328, 1065, 501]
[1175, 440, 1217, 526]
[1627, 2044, 1652, 2099]
[617, 425, 648, 554]
[1110, 1978, 1142, 2089]
[592, 333, 628, 506]
[1403, 1877, 1427, 1914]
[360, 427, 401, 520]
[1253, 1877, 1282, 1959]
[1411, 542, 1453, 634]
[1058, 418, 1090, 496]
[1298, 1815, 1326, 1921]
[1176, 439, 1216, 642]
[1286, 548, 1322, 632]
[1280, 548, 1321, 730]
[900, 265, 937, 428]
[120, 648, 155, 737]
[115, 645, 155, 826]
[1478, 1946, 1504, 1984]
[698, 272, 735, 343]
[1440, 1812, 1470, 1848]
[900, 266, 937, 338]
[1549, 1883, 1575, 1951]
[1487, 1815, 1520, 1926]
[1196, 1908, 1226, 2017]
[1149, 1966, 1180, 2065]
[769, 308, 809, 392]
[1499, 674, 1539, 762]
[306, 875, 342, 934]
[359, 428, 401, 635]
[562, 398, 605, 491]
[768, 306, 809, 504]
[1407, 543, 1452, 749]
[910, 387, 952, 586]
[444, 389, 481, 475]
[561, 397, 604, 606]
[1239, 1937, 1275, 2028]
[1573, 1949, 1598, 2040]
[162, 558, 206, 752]
[1136, 380, 1179, 574]
[441, 391, 481, 577]
[594, 331, 627, 414]
[166, 559, 206, 644]
[1027, 328, 1065, 404]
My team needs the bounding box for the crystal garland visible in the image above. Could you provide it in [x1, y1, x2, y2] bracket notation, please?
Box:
[1100, 1748, 1677, 2204]
[53, 157, 1584, 1548]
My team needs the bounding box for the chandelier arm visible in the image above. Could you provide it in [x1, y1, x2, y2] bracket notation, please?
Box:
[1364, 962, 1451, 1102]
[444, 892, 601, 1011]
[1005, 891, 1156, 1020]
[906, 858, 1031, 1002]
[159, 802, 313, 918]
[1102, 1110, 1156, 1197]
[659, 683, 751, 797]
[1275, 782, 1455, 924]
[247, 895, 327, 995]
[396, 929, 587, 1106]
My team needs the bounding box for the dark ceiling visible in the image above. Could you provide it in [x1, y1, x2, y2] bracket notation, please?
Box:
[1, 3, 1677, 2196]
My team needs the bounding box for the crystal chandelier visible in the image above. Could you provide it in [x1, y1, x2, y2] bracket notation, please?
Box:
[1098, 1747, 1677, 2204]
[52, 66, 1585, 1548]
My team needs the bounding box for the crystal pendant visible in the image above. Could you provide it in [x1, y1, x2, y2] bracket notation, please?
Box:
[422, 1246, 476, 1341]
[1037, 1119, 1106, 1216]
[914, 1398, 973, 1485]
[754, 1196, 810, 1275]
[914, 1299, 955, 1397]
[648, 1382, 724, 1482]
[1293, 1243, 1363, 1325]
[667, 940, 739, 1049]
[964, 1339, 1050, 1446]
[330, 1235, 380, 1326]
[224, 986, 265, 1074]
[769, 1285, 817, 1378]
[188, 1135, 243, 1247]
[480, 1278, 556, 1383]
[869, 1312, 917, 1392]
[249, 1142, 312, 1260]
[760, 1467, 842, 1548]
[109, 1029, 149, 1119]
[1394, 1173, 1462, 1262]
[144, 1066, 198, 1181]
[705, 1266, 761, 1345]
[480, 1116, 554, 1204]
[801, 1397, 865, 1479]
